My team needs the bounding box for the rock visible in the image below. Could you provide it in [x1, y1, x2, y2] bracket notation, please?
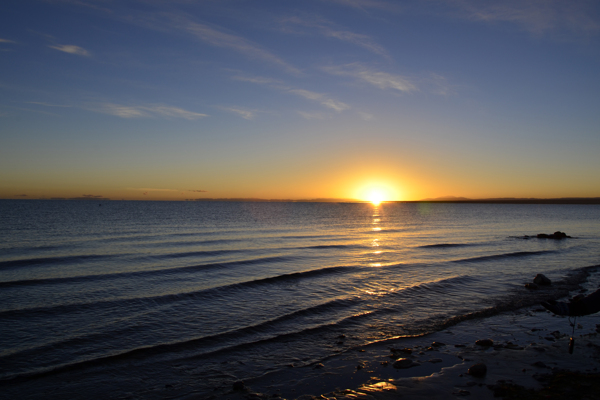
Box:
[232, 380, 245, 391]
[431, 342, 445, 347]
[393, 358, 414, 369]
[533, 274, 551, 286]
[313, 363, 324, 369]
[532, 361, 547, 368]
[475, 339, 493, 347]
[428, 358, 443, 363]
[454, 344, 466, 348]
[468, 363, 487, 377]
[391, 347, 412, 354]
[537, 231, 571, 240]
[525, 283, 539, 290]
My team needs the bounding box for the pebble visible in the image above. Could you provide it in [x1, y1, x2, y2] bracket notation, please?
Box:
[475, 339, 493, 347]
[467, 363, 487, 377]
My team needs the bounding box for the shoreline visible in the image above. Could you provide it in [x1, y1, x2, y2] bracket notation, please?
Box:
[209, 275, 600, 400]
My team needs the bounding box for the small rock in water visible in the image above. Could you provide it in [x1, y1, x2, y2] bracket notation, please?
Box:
[454, 344, 466, 348]
[468, 363, 487, 377]
[431, 342, 445, 347]
[232, 380, 245, 391]
[525, 283, 539, 290]
[393, 358, 414, 369]
[313, 363, 325, 369]
[532, 361, 547, 368]
[428, 358, 443, 363]
[533, 274, 551, 286]
[475, 339, 493, 347]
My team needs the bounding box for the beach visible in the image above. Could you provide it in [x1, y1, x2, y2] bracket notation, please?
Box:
[212, 274, 600, 400]
[2, 201, 600, 399]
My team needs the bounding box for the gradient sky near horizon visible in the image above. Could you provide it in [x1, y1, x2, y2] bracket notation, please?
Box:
[1, 0, 599, 201]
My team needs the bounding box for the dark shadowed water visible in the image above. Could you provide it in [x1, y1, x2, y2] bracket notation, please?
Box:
[1, 200, 599, 398]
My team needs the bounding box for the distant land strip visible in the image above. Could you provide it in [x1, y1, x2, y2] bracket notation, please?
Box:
[3, 197, 600, 204]
[405, 197, 600, 205]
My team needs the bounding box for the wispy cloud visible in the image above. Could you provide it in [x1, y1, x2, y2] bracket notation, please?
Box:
[189, 189, 208, 193]
[323, 63, 417, 93]
[233, 74, 350, 112]
[48, 44, 91, 56]
[358, 112, 374, 121]
[218, 106, 259, 120]
[288, 89, 350, 112]
[182, 20, 301, 75]
[94, 103, 208, 120]
[0, 38, 15, 43]
[231, 75, 285, 85]
[444, 0, 600, 36]
[282, 16, 390, 58]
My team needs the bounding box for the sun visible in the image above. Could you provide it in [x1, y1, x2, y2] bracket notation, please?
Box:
[367, 190, 386, 205]
[356, 183, 398, 205]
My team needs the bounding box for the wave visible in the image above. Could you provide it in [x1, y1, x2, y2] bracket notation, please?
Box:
[302, 244, 364, 250]
[419, 243, 474, 248]
[0, 254, 296, 289]
[452, 250, 557, 263]
[0, 254, 116, 271]
[0, 295, 366, 382]
[0, 264, 358, 317]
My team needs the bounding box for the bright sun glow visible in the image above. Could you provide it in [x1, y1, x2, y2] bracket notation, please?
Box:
[367, 190, 385, 205]
[355, 181, 401, 204]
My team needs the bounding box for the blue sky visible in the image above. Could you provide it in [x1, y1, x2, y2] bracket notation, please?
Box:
[1, 0, 599, 200]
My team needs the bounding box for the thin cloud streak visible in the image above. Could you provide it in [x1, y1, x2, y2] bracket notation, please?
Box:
[233, 74, 350, 112]
[48, 44, 91, 56]
[282, 16, 390, 58]
[94, 103, 208, 120]
[219, 107, 257, 120]
[323, 63, 417, 92]
[183, 21, 302, 75]
[443, 0, 600, 36]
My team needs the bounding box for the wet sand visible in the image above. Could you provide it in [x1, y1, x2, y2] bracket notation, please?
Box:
[209, 291, 600, 400]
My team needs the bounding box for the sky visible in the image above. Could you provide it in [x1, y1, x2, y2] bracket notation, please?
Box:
[1, 0, 599, 201]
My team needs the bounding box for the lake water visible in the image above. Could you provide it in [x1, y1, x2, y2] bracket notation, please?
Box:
[1, 200, 599, 398]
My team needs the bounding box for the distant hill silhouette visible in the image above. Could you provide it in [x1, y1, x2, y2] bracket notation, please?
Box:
[413, 197, 600, 204]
